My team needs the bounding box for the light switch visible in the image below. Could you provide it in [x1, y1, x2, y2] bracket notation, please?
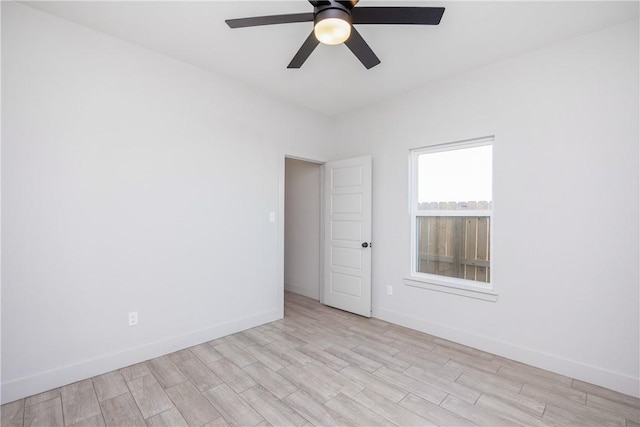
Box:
[269, 212, 276, 222]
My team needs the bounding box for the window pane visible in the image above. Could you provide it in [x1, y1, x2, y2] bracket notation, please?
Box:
[417, 145, 492, 210]
[416, 216, 491, 283]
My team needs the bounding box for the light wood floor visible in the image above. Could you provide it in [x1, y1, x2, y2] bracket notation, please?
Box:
[2, 292, 639, 427]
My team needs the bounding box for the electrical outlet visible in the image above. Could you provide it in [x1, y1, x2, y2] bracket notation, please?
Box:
[128, 312, 138, 327]
[387, 285, 393, 295]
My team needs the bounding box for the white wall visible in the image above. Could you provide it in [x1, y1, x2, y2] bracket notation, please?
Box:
[284, 158, 321, 300]
[330, 20, 640, 397]
[1, 2, 330, 403]
[0, 0, 3, 405]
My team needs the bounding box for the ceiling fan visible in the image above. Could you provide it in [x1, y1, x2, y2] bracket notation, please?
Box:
[225, 1, 445, 69]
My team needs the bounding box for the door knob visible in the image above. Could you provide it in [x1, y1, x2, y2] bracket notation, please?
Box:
[362, 242, 369, 248]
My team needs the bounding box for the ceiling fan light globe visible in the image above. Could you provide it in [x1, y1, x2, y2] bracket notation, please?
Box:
[314, 17, 351, 45]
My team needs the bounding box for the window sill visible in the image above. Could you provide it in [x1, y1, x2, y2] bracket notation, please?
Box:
[404, 276, 499, 302]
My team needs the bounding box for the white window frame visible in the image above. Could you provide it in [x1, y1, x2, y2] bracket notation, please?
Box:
[405, 136, 498, 302]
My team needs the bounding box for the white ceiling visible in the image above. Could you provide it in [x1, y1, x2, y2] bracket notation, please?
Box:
[23, 1, 639, 115]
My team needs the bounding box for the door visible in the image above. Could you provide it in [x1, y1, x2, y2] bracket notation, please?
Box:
[323, 155, 372, 317]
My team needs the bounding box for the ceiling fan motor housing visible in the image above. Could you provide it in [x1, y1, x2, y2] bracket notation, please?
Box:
[314, 2, 352, 26]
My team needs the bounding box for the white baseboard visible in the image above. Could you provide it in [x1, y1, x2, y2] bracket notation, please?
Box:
[1, 309, 280, 404]
[284, 282, 319, 300]
[373, 306, 640, 398]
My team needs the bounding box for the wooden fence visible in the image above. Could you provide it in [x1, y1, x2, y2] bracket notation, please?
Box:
[416, 201, 491, 283]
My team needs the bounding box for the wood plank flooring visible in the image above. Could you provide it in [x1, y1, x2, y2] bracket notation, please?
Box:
[3, 291, 639, 426]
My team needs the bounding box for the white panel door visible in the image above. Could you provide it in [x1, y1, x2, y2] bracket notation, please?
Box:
[323, 155, 372, 317]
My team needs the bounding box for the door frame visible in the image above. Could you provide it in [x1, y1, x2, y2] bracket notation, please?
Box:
[277, 152, 326, 319]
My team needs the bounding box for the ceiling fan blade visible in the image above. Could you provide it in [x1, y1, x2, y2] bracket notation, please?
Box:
[308, 1, 331, 6]
[344, 27, 380, 69]
[288, 32, 320, 69]
[352, 7, 445, 25]
[226, 13, 313, 28]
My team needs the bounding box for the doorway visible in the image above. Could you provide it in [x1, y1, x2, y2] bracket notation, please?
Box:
[284, 157, 322, 301]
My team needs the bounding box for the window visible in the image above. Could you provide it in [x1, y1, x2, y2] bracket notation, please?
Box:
[409, 137, 494, 297]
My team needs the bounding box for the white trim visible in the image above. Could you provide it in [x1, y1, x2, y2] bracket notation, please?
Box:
[404, 278, 498, 302]
[277, 154, 286, 320]
[1, 309, 279, 404]
[318, 165, 326, 305]
[410, 135, 494, 154]
[372, 306, 640, 398]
